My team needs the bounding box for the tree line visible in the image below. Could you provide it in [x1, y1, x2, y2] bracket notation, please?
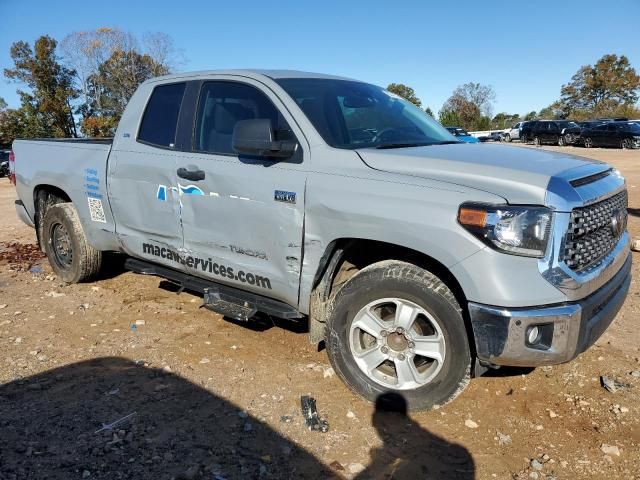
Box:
[388, 54, 640, 131]
[1, 35, 639, 146]
[0, 28, 184, 146]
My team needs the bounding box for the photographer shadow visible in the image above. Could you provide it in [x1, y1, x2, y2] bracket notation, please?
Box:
[356, 393, 475, 480]
[0, 357, 334, 479]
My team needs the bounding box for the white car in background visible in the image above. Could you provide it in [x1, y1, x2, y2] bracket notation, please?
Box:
[504, 122, 528, 142]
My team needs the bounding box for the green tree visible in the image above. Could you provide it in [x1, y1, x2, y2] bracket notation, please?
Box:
[524, 111, 537, 121]
[424, 106, 434, 117]
[81, 48, 169, 135]
[386, 83, 422, 107]
[441, 82, 496, 130]
[491, 112, 521, 129]
[438, 108, 460, 127]
[0, 97, 7, 110]
[558, 54, 640, 116]
[4, 36, 78, 138]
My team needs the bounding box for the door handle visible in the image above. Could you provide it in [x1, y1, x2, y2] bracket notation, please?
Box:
[177, 167, 205, 181]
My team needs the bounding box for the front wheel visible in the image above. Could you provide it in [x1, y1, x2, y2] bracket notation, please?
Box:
[621, 138, 631, 149]
[325, 261, 471, 411]
[558, 136, 565, 146]
[533, 136, 541, 146]
[505, 134, 512, 142]
[584, 137, 593, 148]
[521, 134, 528, 144]
[43, 203, 103, 283]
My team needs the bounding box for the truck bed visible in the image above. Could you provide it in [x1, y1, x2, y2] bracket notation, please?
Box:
[20, 138, 113, 145]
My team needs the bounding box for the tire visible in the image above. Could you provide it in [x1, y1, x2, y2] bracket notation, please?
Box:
[325, 260, 471, 411]
[505, 134, 512, 142]
[533, 136, 541, 146]
[558, 136, 565, 147]
[42, 203, 103, 283]
[521, 134, 528, 144]
[584, 137, 593, 148]
[621, 138, 631, 149]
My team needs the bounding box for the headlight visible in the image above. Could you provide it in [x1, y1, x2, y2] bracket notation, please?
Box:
[458, 204, 552, 257]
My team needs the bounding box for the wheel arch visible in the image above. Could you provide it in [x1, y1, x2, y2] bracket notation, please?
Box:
[307, 238, 475, 357]
[33, 184, 73, 251]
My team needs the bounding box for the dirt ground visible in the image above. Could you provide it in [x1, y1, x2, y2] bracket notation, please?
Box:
[0, 144, 639, 480]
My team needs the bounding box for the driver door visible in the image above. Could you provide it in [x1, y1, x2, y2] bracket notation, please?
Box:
[173, 79, 308, 306]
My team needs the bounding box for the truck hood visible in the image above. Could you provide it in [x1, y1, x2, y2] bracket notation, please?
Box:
[357, 143, 604, 205]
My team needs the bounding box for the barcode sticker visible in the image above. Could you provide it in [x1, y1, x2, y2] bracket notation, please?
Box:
[88, 197, 106, 223]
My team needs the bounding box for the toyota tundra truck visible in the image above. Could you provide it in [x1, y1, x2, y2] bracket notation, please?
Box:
[11, 70, 631, 410]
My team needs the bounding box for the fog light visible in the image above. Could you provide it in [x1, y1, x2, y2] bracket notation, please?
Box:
[527, 326, 540, 345]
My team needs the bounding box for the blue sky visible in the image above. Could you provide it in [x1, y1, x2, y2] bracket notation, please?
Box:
[0, 0, 638, 116]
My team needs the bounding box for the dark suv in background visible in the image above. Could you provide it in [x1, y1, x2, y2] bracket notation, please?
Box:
[581, 121, 640, 149]
[521, 120, 581, 146]
[0, 150, 11, 178]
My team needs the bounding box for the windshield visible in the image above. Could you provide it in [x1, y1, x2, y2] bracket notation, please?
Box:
[276, 78, 459, 149]
[556, 121, 579, 129]
[623, 122, 640, 133]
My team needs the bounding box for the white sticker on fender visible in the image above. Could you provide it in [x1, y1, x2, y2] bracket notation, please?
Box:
[88, 197, 106, 223]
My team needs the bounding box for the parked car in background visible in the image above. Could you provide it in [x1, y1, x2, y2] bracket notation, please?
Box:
[581, 121, 640, 149]
[522, 120, 581, 146]
[0, 150, 11, 178]
[445, 127, 480, 143]
[504, 121, 528, 142]
[519, 121, 539, 143]
[478, 131, 503, 142]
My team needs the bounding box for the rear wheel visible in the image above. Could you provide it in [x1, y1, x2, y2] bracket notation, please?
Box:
[505, 134, 512, 142]
[43, 203, 103, 283]
[584, 137, 593, 148]
[558, 136, 565, 146]
[521, 134, 528, 144]
[533, 136, 541, 146]
[325, 261, 471, 411]
[621, 138, 631, 149]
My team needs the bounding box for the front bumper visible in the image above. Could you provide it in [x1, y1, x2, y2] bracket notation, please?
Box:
[469, 252, 631, 366]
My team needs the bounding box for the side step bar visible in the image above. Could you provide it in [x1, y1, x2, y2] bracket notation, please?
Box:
[124, 258, 303, 320]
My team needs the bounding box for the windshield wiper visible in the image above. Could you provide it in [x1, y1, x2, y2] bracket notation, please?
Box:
[375, 142, 429, 149]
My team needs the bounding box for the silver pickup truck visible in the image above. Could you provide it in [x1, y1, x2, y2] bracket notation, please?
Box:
[11, 70, 631, 410]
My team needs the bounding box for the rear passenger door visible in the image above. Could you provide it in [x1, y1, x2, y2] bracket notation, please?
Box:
[108, 82, 187, 271]
[606, 124, 619, 147]
[173, 78, 308, 306]
[589, 125, 606, 146]
[547, 122, 560, 144]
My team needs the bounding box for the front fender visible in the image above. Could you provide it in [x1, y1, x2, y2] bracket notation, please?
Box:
[298, 171, 503, 314]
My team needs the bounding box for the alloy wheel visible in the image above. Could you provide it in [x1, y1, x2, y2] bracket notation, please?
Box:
[348, 298, 446, 390]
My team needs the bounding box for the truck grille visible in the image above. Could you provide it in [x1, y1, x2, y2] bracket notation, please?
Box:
[563, 191, 628, 271]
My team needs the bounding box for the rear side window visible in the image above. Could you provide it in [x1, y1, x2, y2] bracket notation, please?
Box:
[138, 83, 186, 148]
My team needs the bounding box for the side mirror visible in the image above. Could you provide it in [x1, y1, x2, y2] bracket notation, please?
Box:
[232, 119, 297, 158]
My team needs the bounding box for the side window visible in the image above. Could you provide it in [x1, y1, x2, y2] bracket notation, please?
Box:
[194, 81, 294, 155]
[138, 83, 186, 148]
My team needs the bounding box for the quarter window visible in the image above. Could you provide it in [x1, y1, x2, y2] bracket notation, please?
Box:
[138, 83, 186, 148]
[194, 81, 294, 155]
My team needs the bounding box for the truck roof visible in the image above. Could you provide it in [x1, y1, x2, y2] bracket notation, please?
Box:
[146, 69, 357, 84]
